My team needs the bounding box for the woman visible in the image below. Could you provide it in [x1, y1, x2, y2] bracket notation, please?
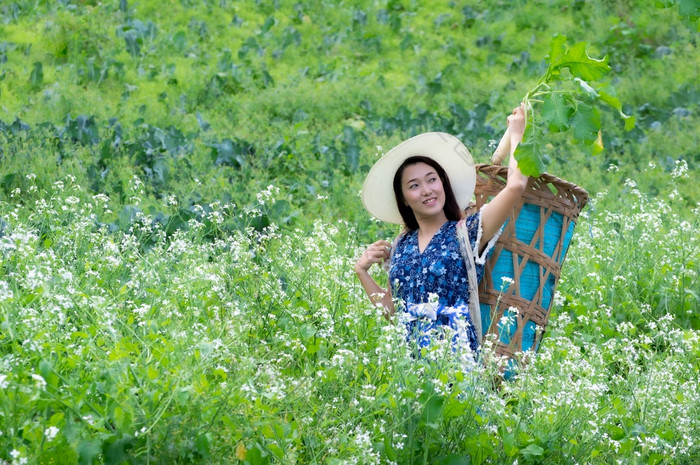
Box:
[355, 105, 528, 354]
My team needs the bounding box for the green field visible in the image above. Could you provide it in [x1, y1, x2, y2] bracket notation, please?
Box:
[0, 1, 698, 463]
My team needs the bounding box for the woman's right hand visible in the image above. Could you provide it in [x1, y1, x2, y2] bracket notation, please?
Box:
[355, 240, 392, 274]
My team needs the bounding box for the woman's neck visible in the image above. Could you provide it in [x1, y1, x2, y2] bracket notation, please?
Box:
[416, 214, 448, 237]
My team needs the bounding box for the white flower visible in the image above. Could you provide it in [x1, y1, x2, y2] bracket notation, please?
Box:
[0, 281, 12, 302]
[10, 449, 20, 459]
[671, 159, 689, 179]
[45, 426, 60, 441]
[31, 374, 47, 389]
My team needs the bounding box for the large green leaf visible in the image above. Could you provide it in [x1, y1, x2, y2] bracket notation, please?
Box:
[679, 0, 700, 18]
[514, 124, 546, 177]
[78, 440, 102, 465]
[550, 42, 610, 81]
[547, 34, 567, 68]
[520, 443, 545, 461]
[541, 93, 573, 132]
[571, 103, 601, 142]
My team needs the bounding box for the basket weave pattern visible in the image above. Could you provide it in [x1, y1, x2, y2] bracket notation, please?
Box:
[471, 164, 589, 359]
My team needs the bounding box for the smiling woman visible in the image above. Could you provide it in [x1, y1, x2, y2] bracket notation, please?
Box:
[355, 105, 528, 357]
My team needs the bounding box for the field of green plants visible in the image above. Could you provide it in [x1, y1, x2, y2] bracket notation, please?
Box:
[0, 0, 698, 464]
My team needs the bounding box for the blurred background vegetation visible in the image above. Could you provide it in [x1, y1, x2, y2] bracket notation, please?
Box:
[0, 0, 697, 242]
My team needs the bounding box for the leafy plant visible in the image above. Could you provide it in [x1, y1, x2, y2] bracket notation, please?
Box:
[512, 34, 636, 177]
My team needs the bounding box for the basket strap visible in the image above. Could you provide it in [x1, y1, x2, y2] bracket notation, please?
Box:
[457, 218, 483, 346]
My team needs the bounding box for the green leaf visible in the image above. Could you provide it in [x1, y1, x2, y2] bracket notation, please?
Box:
[598, 91, 636, 131]
[434, 454, 471, 465]
[541, 94, 573, 132]
[421, 395, 445, 424]
[196, 434, 211, 460]
[514, 124, 545, 177]
[123, 29, 141, 57]
[443, 397, 468, 419]
[607, 424, 625, 440]
[104, 434, 135, 465]
[593, 130, 604, 155]
[520, 443, 544, 460]
[571, 103, 601, 142]
[547, 34, 567, 69]
[245, 445, 270, 465]
[550, 41, 610, 81]
[575, 77, 599, 98]
[30, 62, 43, 88]
[78, 440, 103, 465]
[679, 0, 700, 18]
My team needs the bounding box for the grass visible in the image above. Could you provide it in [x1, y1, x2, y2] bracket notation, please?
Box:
[0, 168, 697, 464]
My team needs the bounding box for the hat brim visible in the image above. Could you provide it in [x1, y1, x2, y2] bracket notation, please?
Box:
[361, 132, 476, 225]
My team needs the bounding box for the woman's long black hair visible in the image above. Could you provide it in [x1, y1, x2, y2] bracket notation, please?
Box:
[392, 156, 463, 231]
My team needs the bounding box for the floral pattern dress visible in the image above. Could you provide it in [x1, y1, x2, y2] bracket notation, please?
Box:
[389, 213, 498, 354]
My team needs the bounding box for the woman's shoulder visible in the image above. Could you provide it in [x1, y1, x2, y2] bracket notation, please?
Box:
[393, 228, 415, 247]
[463, 211, 481, 229]
[451, 213, 481, 230]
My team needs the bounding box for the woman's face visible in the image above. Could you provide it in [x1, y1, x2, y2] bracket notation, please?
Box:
[400, 162, 446, 221]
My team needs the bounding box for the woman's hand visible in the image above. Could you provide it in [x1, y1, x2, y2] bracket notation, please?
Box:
[506, 104, 529, 192]
[355, 240, 395, 319]
[479, 105, 530, 253]
[355, 240, 392, 274]
[507, 103, 527, 147]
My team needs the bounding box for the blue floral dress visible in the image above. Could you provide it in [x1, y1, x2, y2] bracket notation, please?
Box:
[389, 213, 498, 354]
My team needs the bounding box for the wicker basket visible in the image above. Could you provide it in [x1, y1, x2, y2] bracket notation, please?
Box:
[470, 164, 589, 373]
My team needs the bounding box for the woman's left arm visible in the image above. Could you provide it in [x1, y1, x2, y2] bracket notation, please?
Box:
[479, 104, 529, 252]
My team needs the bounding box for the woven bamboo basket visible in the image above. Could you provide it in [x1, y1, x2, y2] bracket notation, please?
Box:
[469, 164, 589, 374]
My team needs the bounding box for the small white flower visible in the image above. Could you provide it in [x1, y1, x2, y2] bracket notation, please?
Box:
[10, 449, 20, 459]
[45, 426, 60, 441]
[31, 374, 47, 389]
[671, 159, 689, 179]
[0, 281, 12, 302]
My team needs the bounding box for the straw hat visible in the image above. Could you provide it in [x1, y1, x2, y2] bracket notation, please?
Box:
[361, 132, 476, 224]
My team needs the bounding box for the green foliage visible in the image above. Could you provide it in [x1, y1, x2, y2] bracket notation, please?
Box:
[513, 35, 635, 176]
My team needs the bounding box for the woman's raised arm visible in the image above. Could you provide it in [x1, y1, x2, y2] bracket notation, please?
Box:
[479, 104, 529, 251]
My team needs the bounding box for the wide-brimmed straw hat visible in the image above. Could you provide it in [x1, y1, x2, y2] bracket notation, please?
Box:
[361, 132, 476, 224]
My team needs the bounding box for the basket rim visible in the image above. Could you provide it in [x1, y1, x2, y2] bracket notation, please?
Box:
[474, 163, 589, 210]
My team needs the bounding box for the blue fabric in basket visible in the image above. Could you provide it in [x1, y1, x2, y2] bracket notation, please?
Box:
[480, 202, 578, 380]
